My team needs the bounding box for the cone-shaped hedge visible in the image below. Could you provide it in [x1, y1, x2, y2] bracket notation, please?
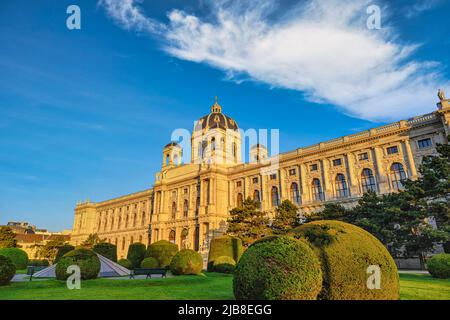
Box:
[93, 243, 117, 262]
[170, 249, 203, 275]
[55, 248, 100, 280]
[145, 240, 178, 268]
[291, 220, 399, 300]
[0, 248, 28, 270]
[0, 255, 16, 286]
[208, 235, 243, 271]
[233, 236, 322, 300]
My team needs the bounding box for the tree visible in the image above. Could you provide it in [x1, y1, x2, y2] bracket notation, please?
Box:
[271, 200, 301, 234]
[37, 237, 66, 263]
[226, 198, 271, 247]
[81, 233, 105, 249]
[307, 203, 350, 223]
[0, 227, 17, 248]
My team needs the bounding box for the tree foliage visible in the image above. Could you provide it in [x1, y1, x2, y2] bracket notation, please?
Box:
[0, 227, 17, 249]
[81, 233, 105, 249]
[271, 200, 301, 234]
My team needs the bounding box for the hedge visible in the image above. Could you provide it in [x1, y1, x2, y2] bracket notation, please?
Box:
[0, 247, 29, 270]
[55, 248, 100, 280]
[208, 236, 243, 271]
[427, 253, 450, 279]
[213, 256, 236, 274]
[233, 236, 322, 300]
[0, 255, 16, 286]
[170, 249, 203, 275]
[118, 259, 133, 270]
[291, 220, 399, 300]
[93, 243, 117, 262]
[28, 259, 49, 267]
[145, 240, 179, 268]
[140, 257, 159, 268]
[55, 244, 75, 263]
[127, 243, 146, 269]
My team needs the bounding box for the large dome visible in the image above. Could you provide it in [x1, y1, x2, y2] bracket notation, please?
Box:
[194, 98, 239, 132]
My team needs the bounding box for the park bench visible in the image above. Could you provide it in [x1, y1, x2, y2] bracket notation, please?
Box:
[129, 268, 167, 279]
[27, 266, 47, 281]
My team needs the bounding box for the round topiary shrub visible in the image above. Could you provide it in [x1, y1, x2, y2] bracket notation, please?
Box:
[213, 256, 236, 274]
[145, 240, 179, 268]
[93, 243, 118, 262]
[0, 248, 29, 270]
[127, 243, 146, 268]
[0, 255, 16, 286]
[170, 249, 203, 275]
[427, 253, 450, 279]
[291, 220, 400, 300]
[233, 236, 322, 300]
[140, 257, 159, 268]
[55, 248, 100, 280]
[118, 259, 133, 269]
[55, 244, 75, 263]
[208, 236, 243, 271]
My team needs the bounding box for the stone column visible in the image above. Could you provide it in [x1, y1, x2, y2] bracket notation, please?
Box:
[321, 159, 333, 200]
[403, 139, 418, 179]
[279, 168, 288, 201]
[300, 163, 309, 203]
[373, 146, 388, 194]
[346, 153, 359, 196]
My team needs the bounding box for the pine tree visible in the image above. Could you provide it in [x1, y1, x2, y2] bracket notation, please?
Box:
[227, 198, 271, 247]
[271, 200, 301, 234]
[0, 226, 18, 248]
[81, 233, 105, 249]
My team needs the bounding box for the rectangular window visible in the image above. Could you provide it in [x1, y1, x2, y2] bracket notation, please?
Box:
[289, 169, 296, 176]
[184, 188, 188, 194]
[332, 159, 342, 166]
[387, 146, 399, 155]
[236, 181, 242, 187]
[358, 152, 369, 161]
[270, 174, 277, 180]
[310, 164, 318, 171]
[252, 177, 259, 184]
[418, 138, 432, 149]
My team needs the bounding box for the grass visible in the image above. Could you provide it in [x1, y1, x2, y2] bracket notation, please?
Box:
[0, 272, 448, 300]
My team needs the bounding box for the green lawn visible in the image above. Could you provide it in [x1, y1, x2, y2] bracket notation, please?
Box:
[0, 272, 448, 300]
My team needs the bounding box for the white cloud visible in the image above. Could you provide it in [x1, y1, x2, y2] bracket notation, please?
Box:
[405, 0, 444, 18]
[99, 0, 448, 122]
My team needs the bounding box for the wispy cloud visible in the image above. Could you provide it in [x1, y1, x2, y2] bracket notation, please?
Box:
[405, 0, 444, 18]
[98, 0, 448, 122]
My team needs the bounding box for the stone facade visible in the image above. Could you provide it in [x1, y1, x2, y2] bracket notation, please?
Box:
[71, 92, 450, 259]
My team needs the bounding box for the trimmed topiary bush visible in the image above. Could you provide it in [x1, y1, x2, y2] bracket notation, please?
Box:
[0, 247, 28, 270]
[145, 240, 179, 268]
[127, 243, 146, 268]
[170, 249, 203, 275]
[55, 248, 100, 280]
[208, 236, 243, 271]
[233, 236, 322, 300]
[213, 256, 236, 274]
[140, 257, 159, 268]
[118, 259, 133, 270]
[93, 243, 117, 262]
[427, 253, 450, 279]
[55, 244, 75, 263]
[28, 259, 49, 267]
[291, 220, 399, 300]
[0, 255, 16, 286]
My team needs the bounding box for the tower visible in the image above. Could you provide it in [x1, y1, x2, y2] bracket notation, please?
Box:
[162, 142, 182, 168]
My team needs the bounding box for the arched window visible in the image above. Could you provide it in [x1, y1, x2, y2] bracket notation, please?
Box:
[211, 137, 216, 152]
[271, 186, 280, 207]
[183, 199, 189, 218]
[139, 235, 143, 243]
[253, 190, 261, 202]
[125, 215, 129, 228]
[361, 168, 377, 193]
[169, 230, 176, 244]
[165, 154, 170, 166]
[232, 142, 237, 160]
[312, 179, 324, 201]
[290, 182, 301, 204]
[111, 216, 114, 230]
[173, 154, 178, 165]
[237, 193, 244, 208]
[171, 202, 177, 219]
[390, 162, 407, 191]
[122, 237, 126, 250]
[130, 236, 134, 244]
[133, 213, 137, 227]
[118, 216, 122, 229]
[335, 174, 349, 198]
[141, 212, 146, 225]
[181, 228, 188, 249]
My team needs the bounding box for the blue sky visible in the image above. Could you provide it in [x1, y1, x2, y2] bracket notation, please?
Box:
[0, 0, 449, 231]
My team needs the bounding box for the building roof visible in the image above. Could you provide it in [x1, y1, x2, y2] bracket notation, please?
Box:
[15, 233, 70, 243]
[194, 97, 239, 132]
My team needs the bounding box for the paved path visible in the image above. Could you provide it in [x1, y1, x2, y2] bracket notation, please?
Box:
[398, 270, 430, 274]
